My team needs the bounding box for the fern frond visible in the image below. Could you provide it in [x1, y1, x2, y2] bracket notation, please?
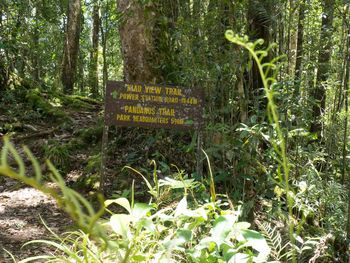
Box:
[257, 221, 292, 261]
[0, 136, 106, 238]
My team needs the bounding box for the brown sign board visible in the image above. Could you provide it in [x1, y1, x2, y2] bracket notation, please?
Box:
[105, 81, 204, 130]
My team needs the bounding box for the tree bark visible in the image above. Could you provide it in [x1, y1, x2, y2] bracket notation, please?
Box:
[117, 0, 156, 83]
[294, 0, 305, 83]
[89, 1, 99, 97]
[0, 5, 6, 91]
[61, 0, 82, 94]
[101, 22, 107, 97]
[342, 27, 350, 184]
[32, 7, 40, 82]
[247, 0, 271, 112]
[310, 0, 335, 137]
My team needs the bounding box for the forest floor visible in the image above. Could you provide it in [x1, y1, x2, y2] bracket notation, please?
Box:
[0, 96, 103, 262]
[0, 88, 197, 261]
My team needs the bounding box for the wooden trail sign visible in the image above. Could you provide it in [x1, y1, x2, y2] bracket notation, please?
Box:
[105, 81, 204, 129]
[100, 81, 205, 192]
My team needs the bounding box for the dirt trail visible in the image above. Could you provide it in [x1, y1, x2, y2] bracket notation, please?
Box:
[0, 105, 102, 262]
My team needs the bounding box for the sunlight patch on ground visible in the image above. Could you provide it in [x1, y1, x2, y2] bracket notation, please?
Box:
[0, 187, 55, 209]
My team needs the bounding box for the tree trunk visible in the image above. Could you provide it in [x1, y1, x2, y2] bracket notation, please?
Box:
[247, 0, 271, 112]
[341, 27, 350, 183]
[101, 22, 107, 97]
[0, 5, 6, 90]
[294, 0, 305, 83]
[61, 0, 82, 94]
[32, 7, 40, 82]
[117, 0, 156, 83]
[310, 0, 335, 137]
[89, 1, 99, 97]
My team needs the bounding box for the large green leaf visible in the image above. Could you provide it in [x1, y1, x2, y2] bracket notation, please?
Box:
[105, 197, 131, 214]
[159, 177, 196, 189]
[132, 203, 153, 221]
[228, 253, 251, 263]
[176, 228, 192, 242]
[138, 218, 156, 232]
[174, 196, 188, 217]
[210, 215, 235, 247]
[241, 229, 270, 262]
[110, 214, 130, 239]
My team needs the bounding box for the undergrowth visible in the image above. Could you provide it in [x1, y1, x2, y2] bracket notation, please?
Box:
[0, 136, 271, 262]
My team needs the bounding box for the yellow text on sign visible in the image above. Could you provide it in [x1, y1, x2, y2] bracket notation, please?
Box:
[145, 85, 162, 94]
[158, 108, 175, 117]
[116, 114, 131, 121]
[166, 87, 183, 96]
[126, 84, 142, 93]
[119, 93, 140, 100]
[171, 118, 184, 125]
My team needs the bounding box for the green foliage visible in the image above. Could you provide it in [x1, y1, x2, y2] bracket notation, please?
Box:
[77, 125, 104, 145]
[103, 196, 270, 263]
[85, 153, 102, 174]
[0, 137, 271, 262]
[43, 140, 71, 172]
[60, 94, 100, 110]
[25, 89, 66, 119]
[224, 34, 288, 180]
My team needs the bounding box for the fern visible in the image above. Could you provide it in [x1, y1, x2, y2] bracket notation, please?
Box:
[225, 31, 297, 262]
[257, 221, 293, 262]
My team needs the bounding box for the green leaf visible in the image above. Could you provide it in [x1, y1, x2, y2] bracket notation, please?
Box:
[235, 222, 251, 230]
[159, 177, 196, 189]
[176, 229, 192, 242]
[241, 229, 270, 262]
[175, 196, 188, 217]
[132, 203, 153, 220]
[132, 255, 147, 262]
[228, 253, 251, 263]
[105, 197, 131, 214]
[138, 218, 156, 232]
[18, 255, 55, 263]
[110, 214, 130, 238]
[211, 215, 235, 246]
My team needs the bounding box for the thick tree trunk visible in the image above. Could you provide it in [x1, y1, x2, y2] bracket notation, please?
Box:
[310, 0, 335, 136]
[117, 0, 156, 83]
[89, 1, 99, 97]
[61, 0, 82, 94]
